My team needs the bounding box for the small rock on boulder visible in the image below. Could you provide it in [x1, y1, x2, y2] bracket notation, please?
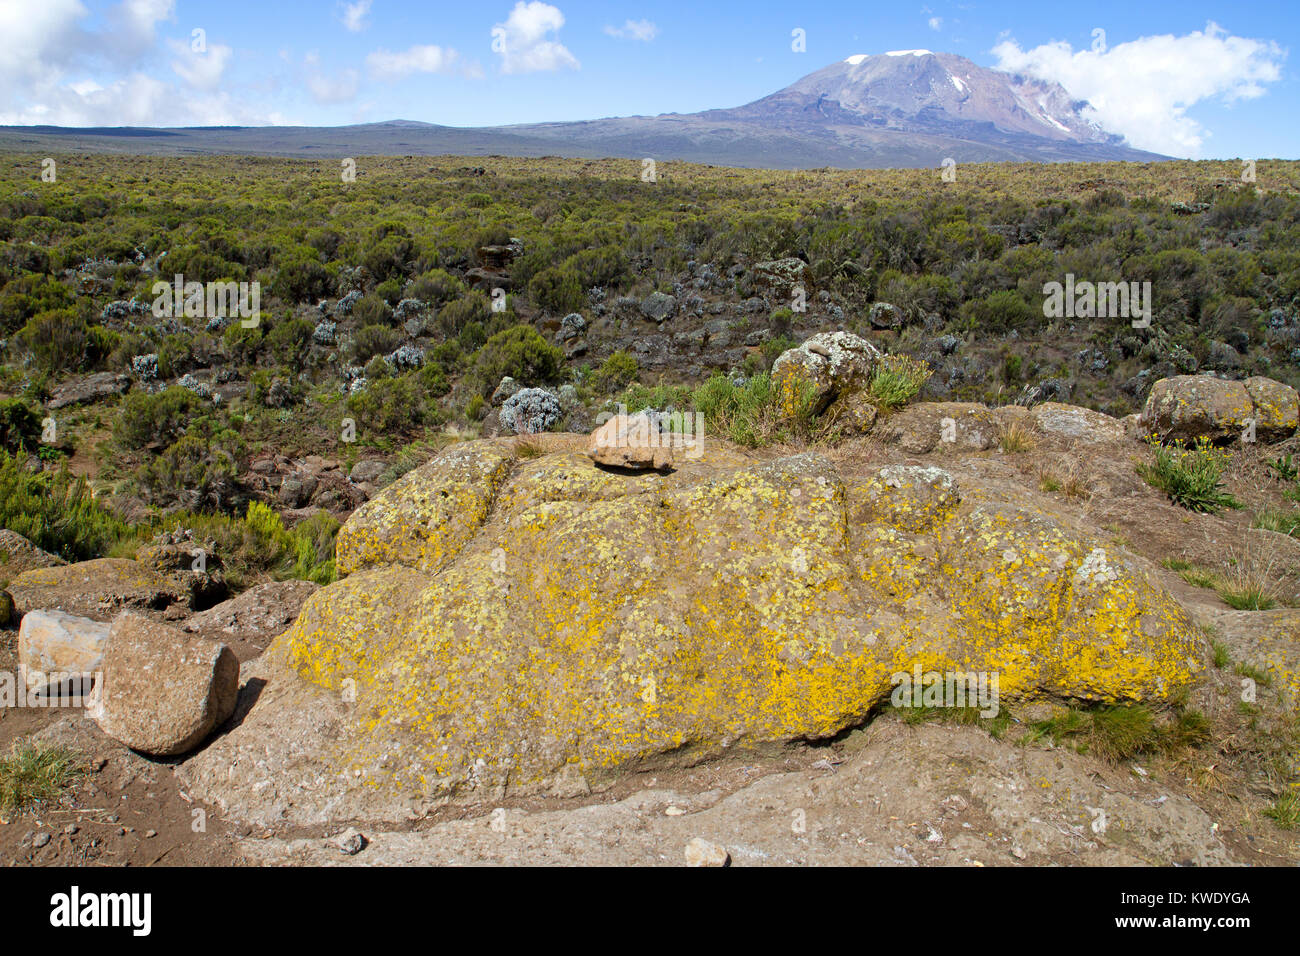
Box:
[1030, 403, 1127, 444]
[874, 402, 998, 454]
[90, 612, 239, 757]
[684, 837, 730, 867]
[640, 292, 677, 324]
[587, 413, 677, 471]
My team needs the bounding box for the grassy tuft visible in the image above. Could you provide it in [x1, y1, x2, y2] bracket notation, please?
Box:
[0, 743, 83, 817]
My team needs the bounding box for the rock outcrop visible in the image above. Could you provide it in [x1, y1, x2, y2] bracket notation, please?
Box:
[7, 558, 183, 620]
[183, 435, 1205, 824]
[0, 529, 66, 579]
[771, 330, 882, 415]
[1139, 374, 1299, 443]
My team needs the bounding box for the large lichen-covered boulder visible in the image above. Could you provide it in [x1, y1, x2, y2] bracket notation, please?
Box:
[771, 331, 882, 415]
[1139, 374, 1298, 443]
[182, 438, 1205, 825]
[751, 258, 809, 290]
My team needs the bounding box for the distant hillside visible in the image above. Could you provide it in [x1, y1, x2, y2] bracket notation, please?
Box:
[0, 52, 1167, 169]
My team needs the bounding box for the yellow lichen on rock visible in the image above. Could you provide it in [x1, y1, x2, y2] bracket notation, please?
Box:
[334, 442, 514, 574]
[264, 437, 1207, 806]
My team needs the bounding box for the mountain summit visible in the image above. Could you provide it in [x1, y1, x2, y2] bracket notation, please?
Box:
[0, 52, 1165, 168]
[744, 51, 1118, 145]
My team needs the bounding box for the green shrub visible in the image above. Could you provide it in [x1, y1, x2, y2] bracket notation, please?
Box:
[351, 294, 394, 328]
[221, 320, 263, 364]
[346, 374, 428, 433]
[961, 290, 1037, 333]
[0, 275, 72, 334]
[274, 258, 330, 303]
[438, 291, 492, 336]
[265, 317, 315, 369]
[17, 309, 86, 374]
[361, 234, 417, 283]
[115, 386, 201, 450]
[0, 451, 131, 559]
[593, 351, 638, 393]
[528, 264, 585, 315]
[692, 372, 817, 447]
[139, 422, 244, 511]
[563, 247, 628, 289]
[407, 269, 464, 305]
[0, 399, 41, 452]
[1137, 438, 1241, 514]
[240, 501, 338, 585]
[350, 324, 402, 364]
[618, 382, 694, 414]
[474, 324, 563, 393]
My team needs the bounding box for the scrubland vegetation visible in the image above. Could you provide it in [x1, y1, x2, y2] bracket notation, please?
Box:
[1, 153, 1300, 581]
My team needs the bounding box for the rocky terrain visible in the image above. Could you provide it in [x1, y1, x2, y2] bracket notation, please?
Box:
[2, 339, 1297, 866]
[1, 153, 1298, 867]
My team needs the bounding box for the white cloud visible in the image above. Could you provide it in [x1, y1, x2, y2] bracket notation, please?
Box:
[169, 39, 233, 90]
[109, 0, 175, 58]
[0, 0, 91, 84]
[493, 1, 579, 74]
[366, 44, 460, 80]
[928, 17, 943, 31]
[0, 0, 280, 126]
[340, 0, 372, 33]
[992, 21, 1284, 157]
[604, 19, 658, 42]
[304, 52, 360, 103]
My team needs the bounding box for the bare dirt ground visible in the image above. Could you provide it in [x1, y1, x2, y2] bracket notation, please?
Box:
[2, 425, 1298, 866]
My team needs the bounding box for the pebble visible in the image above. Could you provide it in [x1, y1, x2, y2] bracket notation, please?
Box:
[684, 837, 730, 867]
[64, 824, 78, 835]
[32, 832, 51, 848]
[336, 828, 367, 855]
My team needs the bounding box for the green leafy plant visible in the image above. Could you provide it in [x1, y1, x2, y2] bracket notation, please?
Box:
[1137, 438, 1241, 514]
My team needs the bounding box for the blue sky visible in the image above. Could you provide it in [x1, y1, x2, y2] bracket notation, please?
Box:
[0, 0, 1296, 158]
